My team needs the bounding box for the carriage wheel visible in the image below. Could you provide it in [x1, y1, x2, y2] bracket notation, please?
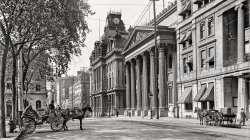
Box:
[227, 117, 236, 126]
[204, 117, 209, 126]
[19, 117, 36, 134]
[50, 116, 64, 131]
[214, 114, 220, 126]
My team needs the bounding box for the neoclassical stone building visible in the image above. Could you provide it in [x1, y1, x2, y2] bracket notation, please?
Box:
[122, 2, 178, 118]
[89, 11, 129, 116]
[176, 0, 250, 119]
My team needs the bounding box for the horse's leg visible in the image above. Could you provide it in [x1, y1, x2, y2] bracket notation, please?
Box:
[80, 119, 83, 130]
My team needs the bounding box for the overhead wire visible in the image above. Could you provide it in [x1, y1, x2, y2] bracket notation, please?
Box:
[133, 1, 152, 27]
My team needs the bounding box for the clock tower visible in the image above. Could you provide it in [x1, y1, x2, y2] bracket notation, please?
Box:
[104, 11, 125, 32]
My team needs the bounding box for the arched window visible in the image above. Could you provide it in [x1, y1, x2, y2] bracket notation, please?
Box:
[36, 100, 41, 109]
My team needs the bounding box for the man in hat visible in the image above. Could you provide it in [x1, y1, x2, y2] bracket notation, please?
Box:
[240, 108, 247, 126]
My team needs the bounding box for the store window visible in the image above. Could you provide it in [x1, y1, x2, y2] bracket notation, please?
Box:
[185, 103, 193, 110]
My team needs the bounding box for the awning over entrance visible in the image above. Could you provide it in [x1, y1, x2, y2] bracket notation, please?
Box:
[184, 29, 192, 41]
[200, 83, 214, 101]
[193, 85, 206, 102]
[177, 87, 192, 104]
[179, 33, 186, 44]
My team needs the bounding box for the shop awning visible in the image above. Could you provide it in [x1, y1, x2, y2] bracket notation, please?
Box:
[193, 0, 204, 5]
[193, 85, 206, 102]
[200, 83, 214, 101]
[178, 1, 191, 16]
[206, 56, 214, 63]
[179, 33, 186, 44]
[177, 87, 192, 104]
[184, 29, 192, 41]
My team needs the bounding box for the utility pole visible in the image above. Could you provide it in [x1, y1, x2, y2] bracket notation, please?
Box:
[150, 0, 159, 119]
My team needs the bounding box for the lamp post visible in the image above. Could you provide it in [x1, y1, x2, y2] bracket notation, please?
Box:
[150, 0, 159, 119]
[148, 92, 153, 119]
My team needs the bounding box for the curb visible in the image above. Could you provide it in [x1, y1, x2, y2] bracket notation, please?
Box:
[119, 119, 250, 140]
[13, 131, 24, 140]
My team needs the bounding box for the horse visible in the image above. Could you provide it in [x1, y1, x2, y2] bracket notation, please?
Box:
[194, 107, 209, 125]
[61, 105, 92, 130]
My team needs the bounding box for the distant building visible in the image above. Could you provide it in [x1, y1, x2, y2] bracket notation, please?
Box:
[89, 11, 129, 116]
[56, 70, 90, 109]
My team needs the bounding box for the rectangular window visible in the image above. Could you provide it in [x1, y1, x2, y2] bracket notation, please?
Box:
[36, 84, 41, 91]
[6, 83, 12, 90]
[185, 103, 193, 110]
[168, 55, 173, 69]
[183, 57, 187, 73]
[201, 50, 206, 68]
[208, 47, 214, 57]
[233, 97, 238, 107]
[245, 41, 250, 54]
[208, 17, 214, 36]
[200, 21, 206, 39]
[188, 55, 193, 71]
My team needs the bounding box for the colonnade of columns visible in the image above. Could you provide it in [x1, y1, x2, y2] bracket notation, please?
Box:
[125, 43, 172, 117]
[235, 1, 249, 118]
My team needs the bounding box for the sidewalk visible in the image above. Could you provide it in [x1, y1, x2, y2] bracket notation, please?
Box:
[2, 120, 22, 140]
[111, 115, 250, 139]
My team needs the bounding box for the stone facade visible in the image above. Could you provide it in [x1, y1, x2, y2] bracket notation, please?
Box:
[122, 2, 178, 118]
[176, 0, 250, 119]
[89, 11, 129, 117]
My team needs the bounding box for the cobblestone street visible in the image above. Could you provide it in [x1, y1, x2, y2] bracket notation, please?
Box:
[18, 117, 249, 140]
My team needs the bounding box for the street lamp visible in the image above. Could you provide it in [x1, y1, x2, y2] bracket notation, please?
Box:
[108, 98, 111, 117]
[148, 92, 153, 119]
[150, 0, 159, 119]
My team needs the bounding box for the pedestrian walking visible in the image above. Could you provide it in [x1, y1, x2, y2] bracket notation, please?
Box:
[240, 108, 247, 126]
[116, 111, 119, 117]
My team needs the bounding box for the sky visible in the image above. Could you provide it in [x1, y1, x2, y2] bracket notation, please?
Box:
[67, 0, 175, 76]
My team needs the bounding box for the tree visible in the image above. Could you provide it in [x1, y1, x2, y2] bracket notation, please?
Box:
[0, 0, 93, 137]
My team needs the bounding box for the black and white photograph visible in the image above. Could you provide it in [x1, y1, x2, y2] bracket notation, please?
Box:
[0, 0, 250, 140]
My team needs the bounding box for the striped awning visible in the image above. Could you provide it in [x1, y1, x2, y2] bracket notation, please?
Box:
[178, 33, 186, 44]
[206, 56, 214, 63]
[200, 83, 214, 101]
[177, 87, 192, 104]
[184, 29, 192, 41]
[193, 85, 206, 102]
[178, 1, 191, 16]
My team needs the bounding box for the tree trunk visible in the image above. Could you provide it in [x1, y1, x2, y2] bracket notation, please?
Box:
[0, 44, 9, 138]
[11, 55, 17, 126]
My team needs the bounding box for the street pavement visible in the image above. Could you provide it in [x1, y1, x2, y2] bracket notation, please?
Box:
[2, 116, 250, 140]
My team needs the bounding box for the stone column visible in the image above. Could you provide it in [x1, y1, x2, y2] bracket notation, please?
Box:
[131, 60, 136, 113]
[136, 57, 142, 116]
[237, 77, 247, 119]
[150, 50, 156, 109]
[125, 63, 131, 111]
[158, 44, 168, 117]
[142, 53, 149, 116]
[235, 3, 245, 63]
[172, 51, 178, 117]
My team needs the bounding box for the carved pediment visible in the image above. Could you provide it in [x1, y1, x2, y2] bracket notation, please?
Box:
[127, 30, 152, 49]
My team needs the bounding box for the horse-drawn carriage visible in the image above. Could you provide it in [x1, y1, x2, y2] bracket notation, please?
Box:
[19, 105, 64, 134]
[195, 107, 237, 127]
